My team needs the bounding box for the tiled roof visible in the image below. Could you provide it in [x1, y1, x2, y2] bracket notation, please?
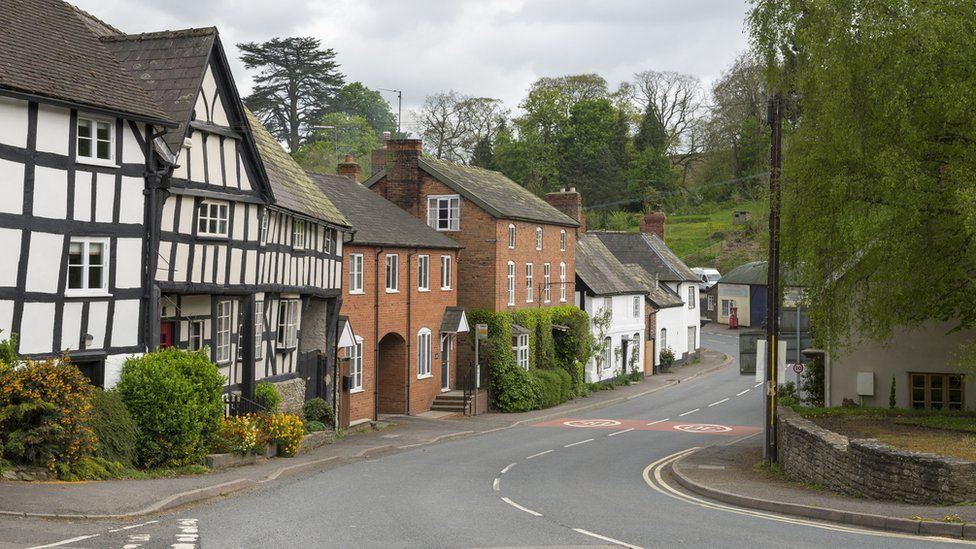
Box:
[624, 265, 685, 309]
[720, 260, 802, 286]
[591, 231, 698, 283]
[247, 110, 349, 227]
[0, 0, 172, 124]
[101, 28, 216, 153]
[439, 307, 469, 333]
[576, 234, 646, 296]
[308, 172, 461, 249]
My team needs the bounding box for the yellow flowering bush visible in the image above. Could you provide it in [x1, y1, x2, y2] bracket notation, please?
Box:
[214, 414, 267, 456]
[263, 413, 304, 457]
[0, 356, 97, 472]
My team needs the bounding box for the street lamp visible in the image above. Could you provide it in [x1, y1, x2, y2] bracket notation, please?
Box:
[311, 125, 339, 170]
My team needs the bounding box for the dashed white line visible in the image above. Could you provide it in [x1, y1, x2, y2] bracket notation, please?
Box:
[526, 449, 553, 460]
[107, 520, 159, 533]
[754, 382, 763, 388]
[564, 438, 594, 448]
[27, 535, 100, 549]
[678, 408, 700, 417]
[492, 478, 500, 491]
[708, 398, 730, 407]
[736, 389, 750, 396]
[500, 462, 517, 474]
[501, 497, 543, 517]
[572, 528, 643, 549]
[607, 428, 634, 437]
[646, 418, 670, 426]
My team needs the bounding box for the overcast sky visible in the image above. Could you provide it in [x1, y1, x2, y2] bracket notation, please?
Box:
[77, 0, 752, 130]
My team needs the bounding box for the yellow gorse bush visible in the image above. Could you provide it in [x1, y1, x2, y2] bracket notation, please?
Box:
[263, 413, 304, 457]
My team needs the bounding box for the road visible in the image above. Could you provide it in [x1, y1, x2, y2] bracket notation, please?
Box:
[1, 327, 966, 548]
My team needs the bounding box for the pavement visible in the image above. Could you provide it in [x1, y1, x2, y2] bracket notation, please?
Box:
[0, 348, 732, 520]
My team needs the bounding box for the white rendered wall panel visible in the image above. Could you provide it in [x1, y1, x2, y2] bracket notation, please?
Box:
[111, 300, 140, 347]
[205, 134, 223, 186]
[215, 245, 226, 285]
[189, 132, 205, 182]
[232, 203, 245, 240]
[0, 158, 25, 214]
[172, 150, 189, 179]
[19, 302, 55, 354]
[34, 104, 69, 155]
[246, 250, 257, 284]
[211, 94, 229, 127]
[95, 174, 115, 223]
[178, 196, 194, 233]
[122, 124, 143, 164]
[0, 97, 28, 148]
[119, 176, 144, 224]
[25, 232, 62, 294]
[230, 248, 242, 285]
[0, 300, 13, 339]
[73, 171, 92, 221]
[200, 68, 218, 122]
[160, 198, 176, 233]
[115, 238, 142, 289]
[0, 229, 21, 287]
[156, 241, 172, 281]
[87, 301, 108, 348]
[173, 243, 189, 282]
[32, 166, 67, 219]
[60, 301, 83, 352]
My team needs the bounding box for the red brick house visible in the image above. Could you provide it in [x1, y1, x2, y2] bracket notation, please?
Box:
[310, 159, 466, 424]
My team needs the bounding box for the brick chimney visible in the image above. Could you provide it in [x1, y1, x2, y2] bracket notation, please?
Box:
[639, 206, 667, 242]
[337, 154, 361, 183]
[384, 138, 423, 216]
[370, 131, 391, 175]
[544, 187, 586, 232]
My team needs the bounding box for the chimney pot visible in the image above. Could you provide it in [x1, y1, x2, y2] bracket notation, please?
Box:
[639, 208, 667, 242]
[337, 154, 362, 183]
[569, 187, 576, 193]
[382, 131, 391, 141]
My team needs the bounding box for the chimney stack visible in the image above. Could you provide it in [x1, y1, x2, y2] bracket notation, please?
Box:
[544, 188, 586, 232]
[384, 138, 424, 216]
[370, 132, 392, 175]
[639, 205, 667, 242]
[337, 154, 361, 183]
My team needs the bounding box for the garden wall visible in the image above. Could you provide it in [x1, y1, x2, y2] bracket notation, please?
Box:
[777, 407, 976, 504]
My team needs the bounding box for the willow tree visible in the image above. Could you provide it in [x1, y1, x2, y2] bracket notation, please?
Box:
[748, 0, 976, 355]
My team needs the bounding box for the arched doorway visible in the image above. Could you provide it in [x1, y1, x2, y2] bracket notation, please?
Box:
[377, 332, 407, 415]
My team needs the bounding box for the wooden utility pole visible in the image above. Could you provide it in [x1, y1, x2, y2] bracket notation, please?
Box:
[765, 94, 783, 462]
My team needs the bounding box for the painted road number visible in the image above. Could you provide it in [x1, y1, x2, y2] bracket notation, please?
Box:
[564, 419, 622, 428]
[673, 424, 733, 433]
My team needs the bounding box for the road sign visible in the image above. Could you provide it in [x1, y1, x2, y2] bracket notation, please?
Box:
[792, 362, 804, 374]
[563, 419, 621, 428]
[476, 324, 488, 341]
[673, 424, 733, 433]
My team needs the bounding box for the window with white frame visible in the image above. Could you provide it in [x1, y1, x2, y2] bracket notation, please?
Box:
[559, 262, 566, 302]
[254, 301, 264, 357]
[189, 320, 205, 351]
[386, 254, 399, 292]
[507, 261, 515, 306]
[293, 219, 306, 250]
[417, 328, 432, 377]
[418, 255, 430, 291]
[560, 230, 567, 252]
[324, 228, 335, 254]
[348, 254, 364, 293]
[707, 294, 715, 311]
[721, 299, 735, 317]
[77, 117, 113, 162]
[427, 195, 460, 231]
[215, 300, 232, 363]
[687, 286, 696, 309]
[277, 300, 299, 349]
[525, 263, 534, 302]
[508, 224, 516, 248]
[260, 210, 269, 246]
[536, 227, 543, 250]
[602, 337, 612, 371]
[512, 333, 529, 370]
[197, 200, 229, 237]
[348, 338, 363, 391]
[660, 328, 667, 351]
[67, 237, 109, 295]
[543, 263, 551, 303]
[633, 296, 640, 318]
[441, 255, 452, 289]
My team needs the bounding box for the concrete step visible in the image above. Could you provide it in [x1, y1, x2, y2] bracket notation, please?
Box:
[430, 404, 467, 412]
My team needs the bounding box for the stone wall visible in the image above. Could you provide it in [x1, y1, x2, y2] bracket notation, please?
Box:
[777, 407, 976, 504]
[274, 377, 306, 415]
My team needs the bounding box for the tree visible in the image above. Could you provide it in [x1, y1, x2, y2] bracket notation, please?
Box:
[238, 37, 345, 153]
[631, 70, 705, 166]
[414, 91, 509, 164]
[292, 113, 377, 177]
[749, 0, 976, 354]
[326, 82, 397, 137]
[556, 98, 629, 207]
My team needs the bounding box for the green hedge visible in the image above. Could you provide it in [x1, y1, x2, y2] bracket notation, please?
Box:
[90, 390, 139, 467]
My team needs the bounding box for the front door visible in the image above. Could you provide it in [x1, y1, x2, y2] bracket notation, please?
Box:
[160, 321, 176, 349]
[441, 334, 451, 391]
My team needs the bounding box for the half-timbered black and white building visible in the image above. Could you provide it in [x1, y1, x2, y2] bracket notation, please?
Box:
[0, 0, 352, 404]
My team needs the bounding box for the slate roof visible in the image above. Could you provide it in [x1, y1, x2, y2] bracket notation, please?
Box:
[308, 172, 461, 249]
[247, 111, 349, 227]
[439, 307, 469, 333]
[624, 265, 685, 309]
[365, 157, 578, 227]
[591, 232, 699, 283]
[720, 261, 802, 286]
[0, 0, 172, 124]
[576, 234, 646, 296]
[101, 28, 217, 153]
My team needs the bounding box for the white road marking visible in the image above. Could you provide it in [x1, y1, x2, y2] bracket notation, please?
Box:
[500, 462, 517, 474]
[678, 408, 700, 417]
[493, 478, 501, 491]
[736, 389, 750, 396]
[646, 418, 670, 426]
[708, 398, 730, 407]
[564, 438, 594, 448]
[572, 528, 644, 549]
[501, 497, 543, 517]
[27, 535, 100, 549]
[754, 382, 763, 388]
[526, 449, 553, 459]
[108, 521, 159, 533]
[607, 428, 634, 437]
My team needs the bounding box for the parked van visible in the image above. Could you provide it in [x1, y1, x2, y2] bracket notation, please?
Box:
[691, 267, 721, 291]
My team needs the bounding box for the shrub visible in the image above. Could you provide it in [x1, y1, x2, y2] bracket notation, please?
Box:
[659, 348, 676, 371]
[264, 413, 304, 457]
[889, 377, 897, 409]
[116, 348, 224, 468]
[89, 390, 138, 467]
[302, 398, 335, 427]
[304, 421, 327, 433]
[0, 331, 18, 367]
[0, 356, 96, 472]
[255, 381, 281, 414]
[54, 456, 124, 481]
[214, 415, 266, 455]
[554, 368, 572, 402]
[529, 370, 561, 409]
[629, 370, 641, 382]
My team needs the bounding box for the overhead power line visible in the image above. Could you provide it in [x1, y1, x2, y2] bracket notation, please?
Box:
[582, 171, 770, 211]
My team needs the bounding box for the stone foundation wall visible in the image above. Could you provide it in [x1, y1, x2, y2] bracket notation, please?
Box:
[777, 407, 976, 504]
[273, 377, 306, 415]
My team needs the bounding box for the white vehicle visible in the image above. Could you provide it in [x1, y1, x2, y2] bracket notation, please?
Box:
[691, 267, 721, 290]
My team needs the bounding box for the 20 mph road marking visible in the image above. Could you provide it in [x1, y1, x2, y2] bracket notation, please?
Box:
[708, 398, 730, 407]
[572, 528, 644, 549]
[501, 497, 543, 517]
[736, 389, 750, 396]
[564, 438, 594, 448]
[678, 408, 700, 417]
[501, 462, 517, 474]
[526, 449, 553, 460]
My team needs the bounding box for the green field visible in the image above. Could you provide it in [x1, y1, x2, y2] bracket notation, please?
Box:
[665, 200, 768, 273]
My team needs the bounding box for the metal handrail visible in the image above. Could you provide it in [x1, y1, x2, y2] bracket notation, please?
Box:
[223, 393, 268, 417]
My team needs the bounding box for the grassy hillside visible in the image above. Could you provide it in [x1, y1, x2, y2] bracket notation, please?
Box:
[666, 200, 768, 274]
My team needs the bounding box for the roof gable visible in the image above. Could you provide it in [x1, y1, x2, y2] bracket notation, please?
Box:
[624, 265, 685, 309]
[591, 231, 698, 283]
[576, 234, 646, 296]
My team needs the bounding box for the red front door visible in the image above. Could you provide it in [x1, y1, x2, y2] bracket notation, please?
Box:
[160, 322, 175, 349]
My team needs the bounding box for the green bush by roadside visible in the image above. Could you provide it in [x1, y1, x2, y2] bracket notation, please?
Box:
[90, 389, 139, 467]
[255, 381, 281, 413]
[302, 397, 335, 427]
[116, 348, 224, 468]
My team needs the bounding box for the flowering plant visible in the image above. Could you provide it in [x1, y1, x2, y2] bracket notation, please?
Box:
[263, 413, 304, 457]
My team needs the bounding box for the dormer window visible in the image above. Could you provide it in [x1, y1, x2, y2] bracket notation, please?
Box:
[427, 195, 460, 231]
[77, 117, 113, 163]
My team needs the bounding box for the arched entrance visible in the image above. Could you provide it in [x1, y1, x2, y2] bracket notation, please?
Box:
[377, 332, 407, 415]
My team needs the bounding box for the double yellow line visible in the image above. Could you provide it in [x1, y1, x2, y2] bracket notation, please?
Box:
[642, 448, 976, 546]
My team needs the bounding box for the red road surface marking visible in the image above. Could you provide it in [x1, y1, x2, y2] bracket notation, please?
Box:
[536, 418, 759, 437]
